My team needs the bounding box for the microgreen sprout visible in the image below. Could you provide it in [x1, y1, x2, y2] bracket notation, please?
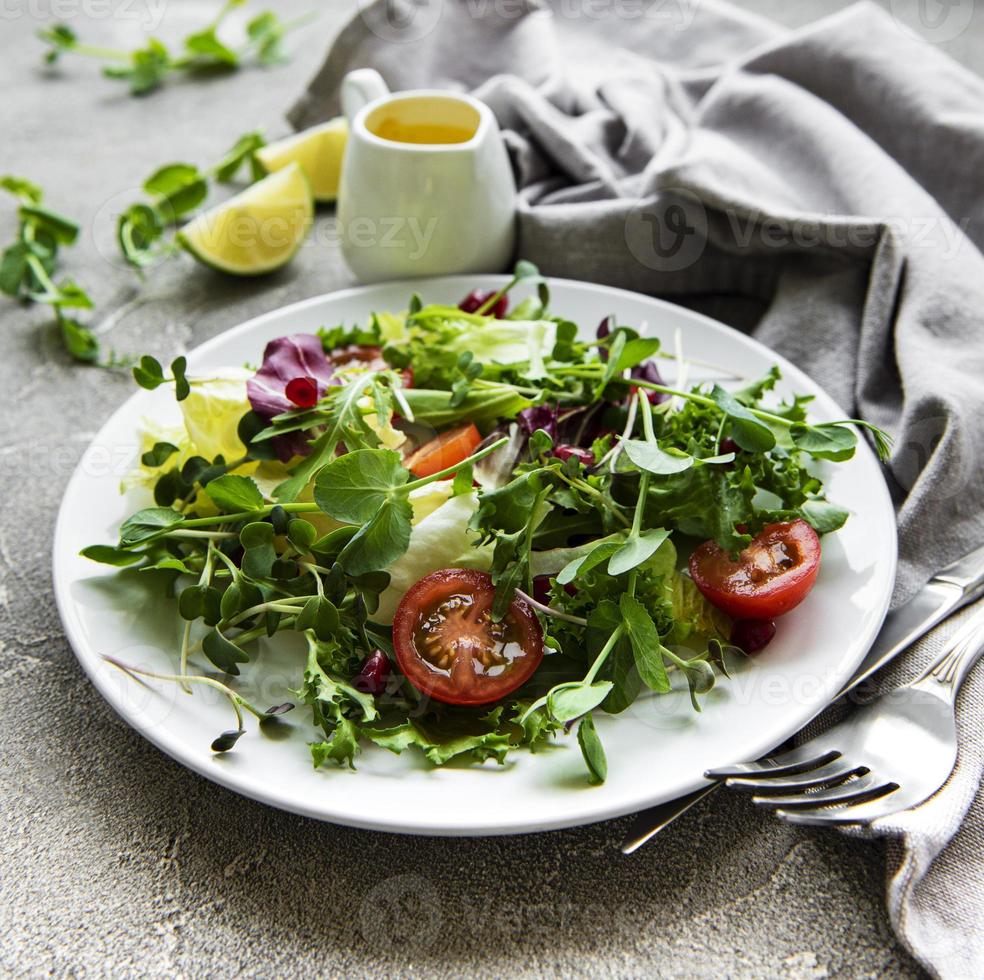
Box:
[117, 130, 266, 271]
[0, 176, 118, 364]
[38, 1, 316, 96]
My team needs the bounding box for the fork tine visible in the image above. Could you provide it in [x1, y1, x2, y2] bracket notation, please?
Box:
[726, 760, 867, 794]
[751, 773, 886, 810]
[705, 747, 841, 781]
[773, 782, 900, 823]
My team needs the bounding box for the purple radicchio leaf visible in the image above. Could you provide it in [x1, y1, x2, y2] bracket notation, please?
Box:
[517, 404, 559, 441]
[247, 334, 337, 419]
[247, 335, 338, 462]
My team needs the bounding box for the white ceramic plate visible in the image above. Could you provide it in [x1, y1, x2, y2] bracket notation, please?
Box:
[53, 276, 896, 836]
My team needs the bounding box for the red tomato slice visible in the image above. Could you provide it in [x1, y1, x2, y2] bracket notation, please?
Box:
[404, 423, 481, 479]
[392, 569, 544, 706]
[688, 520, 821, 620]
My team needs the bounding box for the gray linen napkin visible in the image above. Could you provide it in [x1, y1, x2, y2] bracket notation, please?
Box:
[290, 2, 984, 975]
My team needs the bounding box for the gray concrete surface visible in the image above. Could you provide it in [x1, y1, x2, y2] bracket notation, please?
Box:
[4, 1, 976, 975]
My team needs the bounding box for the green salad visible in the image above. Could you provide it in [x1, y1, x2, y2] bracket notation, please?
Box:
[87, 262, 890, 784]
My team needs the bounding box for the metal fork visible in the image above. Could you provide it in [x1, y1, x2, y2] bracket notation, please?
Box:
[705, 604, 984, 825]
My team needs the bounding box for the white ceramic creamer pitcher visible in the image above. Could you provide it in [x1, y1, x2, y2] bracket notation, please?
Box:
[337, 69, 517, 283]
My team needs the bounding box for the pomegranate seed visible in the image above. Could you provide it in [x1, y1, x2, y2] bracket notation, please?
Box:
[285, 376, 319, 408]
[459, 289, 508, 319]
[352, 649, 391, 695]
[731, 619, 777, 655]
[553, 445, 594, 466]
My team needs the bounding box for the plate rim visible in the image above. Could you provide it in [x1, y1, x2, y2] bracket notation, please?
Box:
[52, 274, 898, 836]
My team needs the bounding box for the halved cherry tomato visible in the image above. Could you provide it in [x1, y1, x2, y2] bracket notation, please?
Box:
[404, 422, 481, 478]
[392, 569, 544, 706]
[688, 519, 821, 620]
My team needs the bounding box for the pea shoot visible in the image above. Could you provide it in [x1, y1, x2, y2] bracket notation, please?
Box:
[38, 0, 315, 96]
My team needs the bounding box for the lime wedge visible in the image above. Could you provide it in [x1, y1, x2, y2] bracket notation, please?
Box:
[177, 163, 313, 276]
[254, 118, 348, 203]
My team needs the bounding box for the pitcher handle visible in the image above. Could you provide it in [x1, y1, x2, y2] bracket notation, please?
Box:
[341, 69, 390, 123]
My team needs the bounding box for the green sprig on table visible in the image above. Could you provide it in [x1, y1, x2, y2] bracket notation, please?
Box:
[38, 0, 313, 96]
[0, 175, 105, 364]
[117, 130, 265, 271]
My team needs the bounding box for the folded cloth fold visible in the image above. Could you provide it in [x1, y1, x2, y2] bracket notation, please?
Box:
[291, 3, 984, 975]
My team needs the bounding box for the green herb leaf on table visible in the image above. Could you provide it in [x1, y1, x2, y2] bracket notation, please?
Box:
[38, 2, 309, 95]
[1, 175, 105, 363]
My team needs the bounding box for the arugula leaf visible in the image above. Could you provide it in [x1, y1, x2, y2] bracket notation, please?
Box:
[275, 373, 380, 502]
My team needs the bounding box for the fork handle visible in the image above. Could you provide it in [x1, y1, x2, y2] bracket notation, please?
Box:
[915, 602, 984, 702]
